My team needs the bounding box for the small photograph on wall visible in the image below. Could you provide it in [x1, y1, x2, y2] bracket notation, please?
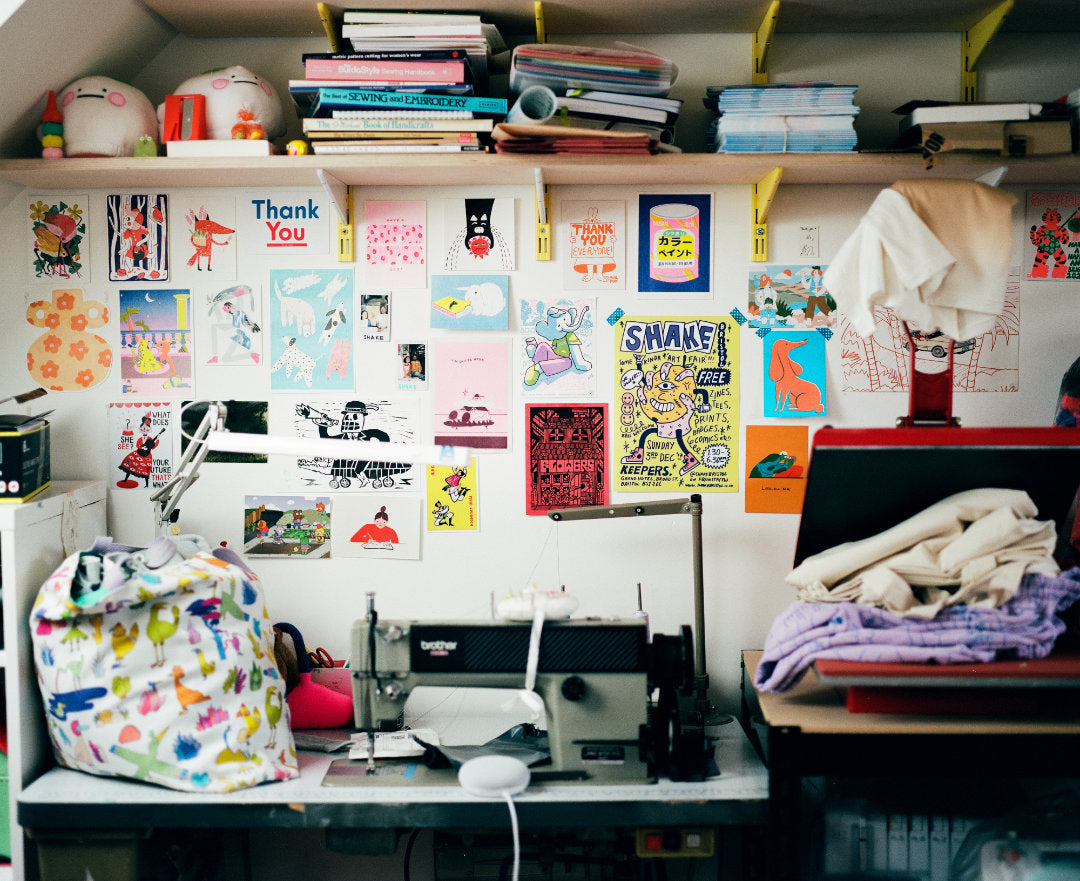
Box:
[244, 494, 332, 558]
[1023, 190, 1080, 280]
[118, 288, 194, 395]
[107, 193, 169, 281]
[431, 274, 508, 330]
[202, 283, 262, 366]
[748, 264, 835, 330]
[332, 494, 421, 559]
[28, 194, 89, 283]
[360, 291, 391, 342]
[561, 199, 625, 290]
[109, 401, 173, 490]
[442, 196, 515, 271]
[173, 197, 236, 279]
[398, 343, 427, 391]
[426, 459, 479, 531]
[525, 403, 607, 516]
[764, 332, 827, 418]
[637, 194, 710, 296]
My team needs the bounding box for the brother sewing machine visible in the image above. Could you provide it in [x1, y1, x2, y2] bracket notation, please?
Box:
[350, 601, 715, 783]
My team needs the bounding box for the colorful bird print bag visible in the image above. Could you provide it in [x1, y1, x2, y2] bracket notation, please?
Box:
[30, 534, 298, 792]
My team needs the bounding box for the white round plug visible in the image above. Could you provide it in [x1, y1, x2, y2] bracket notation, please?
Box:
[457, 754, 531, 798]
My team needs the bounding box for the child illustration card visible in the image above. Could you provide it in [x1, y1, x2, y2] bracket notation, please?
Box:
[268, 267, 355, 391]
[614, 316, 740, 493]
[25, 288, 112, 391]
[748, 264, 835, 330]
[764, 332, 827, 418]
[332, 494, 421, 560]
[107, 193, 169, 281]
[745, 424, 808, 514]
[519, 297, 596, 395]
[202, 283, 262, 366]
[426, 459, 479, 531]
[360, 291, 391, 342]
[561, 199, 625, 290]
[1023, 190, 1080, 280]
[174, 197, 236, 279]
[431, 274, 508, 330]
[118, 288, 194, 395]
[274, 395, 421, 491]
[432, 340, 509, 450]
[109, 401, 173, 490]
[442, 197, 515, 271]
[364, 200, 426, 288]
[29, 194, 89, 283]
[236, 188, 331, 256]
[637, 194, 711, 296]
[244, 494, 331, 558]
[525, 404, 608, 515]
[398, 343, 427, 391]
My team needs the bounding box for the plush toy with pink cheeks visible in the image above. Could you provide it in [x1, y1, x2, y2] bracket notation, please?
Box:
[59, 76, 159, 157]
[158, 65, 285, 141]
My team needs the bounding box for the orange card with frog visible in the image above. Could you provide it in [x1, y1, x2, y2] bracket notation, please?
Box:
[744, 424, 807, 514]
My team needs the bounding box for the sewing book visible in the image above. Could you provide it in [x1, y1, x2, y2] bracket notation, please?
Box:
[311, 88, 507, 116]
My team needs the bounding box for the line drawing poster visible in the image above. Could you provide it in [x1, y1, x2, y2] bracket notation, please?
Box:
[26, 288, 112, 391]
[203, 283, 262, 366]
[109, 401, 173, 490]
[519, 297, 596, 395]
[442, 196, 515, 270]
[426, 459, 479, 531]
[29, 194, 89, 283]
[365, 200, 426, 288]
[431, 274, 508, 330]
[432, 339, 509, 450]
[244, 494, 331, 558]
[745, 424, 808, 514]
[614, 315, 739, 492]
[174, 197, 236, 279]
[561, 199, 625, 290]
[525, 403, 608, 516]
[118, 288, 193, 395]
[107, 193, 169, 281]
[1024, 190, 1080, 280]
[747, 263, 836, 330]
[332, 494, 421, 560]
[637, 194, 711, 296]
[269, 267, 355, 391]
[764, 332, 827, 418]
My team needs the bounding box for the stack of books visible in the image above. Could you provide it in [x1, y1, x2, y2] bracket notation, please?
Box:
[704, 82, 859, 153]
[291, 10, 507, 154]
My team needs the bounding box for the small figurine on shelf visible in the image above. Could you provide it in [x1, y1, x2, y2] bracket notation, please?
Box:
[158, 65, 285, 142]
[58, 76, 158, 157]
[38, 90, 63, 158]
[230, 106, 265, 140]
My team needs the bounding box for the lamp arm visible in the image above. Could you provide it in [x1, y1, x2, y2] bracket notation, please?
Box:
[149, 402, 227, 534]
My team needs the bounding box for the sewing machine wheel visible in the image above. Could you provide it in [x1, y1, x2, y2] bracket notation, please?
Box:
[645, 626, 701, 780]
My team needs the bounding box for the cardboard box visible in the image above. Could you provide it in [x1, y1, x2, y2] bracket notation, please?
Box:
[0, 414, 51, 503]
[899, 118, 1074, 156]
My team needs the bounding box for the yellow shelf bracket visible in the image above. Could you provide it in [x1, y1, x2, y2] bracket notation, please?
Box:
[318, 169, 353, 262]
[534, 1, 546, 43]
[534, 167, 551, 261]
[752, 167, 783, 262]
[752, 1, 780, 85]
[961, 0, 1012, 103]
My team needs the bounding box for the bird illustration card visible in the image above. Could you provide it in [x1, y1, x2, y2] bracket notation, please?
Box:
[107, 193, 169, 281]
[519, 297, 596, 395]
[118, 288, 194, 396]
[431, 274, 508, 330]
[398, 343, 427, 391]
[332, 494, 421, 560]
[763, 332, 827, 418]
[442, 197, 515, 271]
[359, 291, 391, 342]
[744, 424, 807, 514]
[28, 193, 89, 283]
[637, 194, 711, 296]
[364, 200, 426, 288]
[172, 195, 237, 281]
[561, 199, 625, 290]
[268, 267, 355, 392]
[109, 401, 174, 491]
[426, 459, 479, 531]
[747, 264, 835, 330]
[243, 494, 332, 558]
[201, 283, 262, 366]
[432, 339, 510, 450]
[525, 404, 608, 516]
[1023, 190, 1080, 280]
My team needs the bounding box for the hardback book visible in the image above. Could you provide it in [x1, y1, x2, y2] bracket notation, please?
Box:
[303, 116, 494, 134]
[303, 57, 467, 83]
[342, 11, 482, 25]
[311, 88, 507, 117]
[564, 88, 683, 115]
[894, 99, 1047, 132]
[554, 95, 675, 125]
[311, 141, 485, 154]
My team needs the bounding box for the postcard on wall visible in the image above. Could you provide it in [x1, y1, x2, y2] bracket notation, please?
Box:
[764, 332, 827, 418]
[359, 291, 391, 342]
[274, 395, 421, 491]
[26, 288, 112, 391]
[236, 188, 331, 255]
[519, 297, 596, 396]
[637, 194, 711, 296]
[202, 283, 262, 366]
[431, 274, 508, 330]
[268, 267, 355, 391]
[426, 459, 479, 531]
[442, 196, 515, 271]
[107, 193, 169, 281]
[173, 197, 237, 280]
[331, 494, 421, 560]
[432, 339, 509, 450]
[614, 316, 739, 493]
[525, 403, 608, 516]
[29, 194, 89, 283]
[744, 424, 808, 514]
[365, 200, 426, 288]
[180, 400, 268, 464]
[838, 274, 1020, 393]
[748, 264, 835, 330]
[398, 343, 427, 391]
[118, 288, 194, 395]
[1024, 190, 1080, 280]
[108, 401, 173, 490]
[244, 494, 331, 558]
[561, 199, 625, 290]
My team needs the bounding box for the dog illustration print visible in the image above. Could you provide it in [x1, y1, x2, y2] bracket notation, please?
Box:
[769, 337, 824, 414]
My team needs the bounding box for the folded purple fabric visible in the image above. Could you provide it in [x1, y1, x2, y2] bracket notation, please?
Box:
[755, 568, 1080, 693]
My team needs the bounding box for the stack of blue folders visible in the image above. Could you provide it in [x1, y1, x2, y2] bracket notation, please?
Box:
[704, 82, 859, 152]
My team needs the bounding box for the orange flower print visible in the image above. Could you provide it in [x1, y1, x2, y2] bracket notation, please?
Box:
[55, 292, 76, 311]
[44, 313, 61, 329]
[43, 334, 62, 354]
[70, 313, 88, 331]
[75, 369, 96, 388]
[40, 360, 59, 378]
[98, 349, 112, 368]
[68, 339, 89, 361]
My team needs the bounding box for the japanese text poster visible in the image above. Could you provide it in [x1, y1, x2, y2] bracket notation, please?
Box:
[525, 403, 608, 515]
[637, 194, 711, 295]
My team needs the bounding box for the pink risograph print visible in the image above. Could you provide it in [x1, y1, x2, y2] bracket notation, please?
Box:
[364, 201, 426, 288]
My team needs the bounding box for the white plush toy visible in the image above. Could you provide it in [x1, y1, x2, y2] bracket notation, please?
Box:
[158, 65, 286, 141]
[59, 76, 158, 157]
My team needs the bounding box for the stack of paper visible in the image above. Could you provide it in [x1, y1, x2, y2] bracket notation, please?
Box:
[491, 122, 659, 155]
[510, 43, 675, 97]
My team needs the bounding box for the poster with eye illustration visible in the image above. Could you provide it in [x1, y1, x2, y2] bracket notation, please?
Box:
[28, 194, 89, 283]
[364, 200, 426, 288]
[519, 297, 595, 395]
[613, 315, 739, 492]
[426, 459, 479, 531]
[108, 401, 173, 491]
[442, 197, 515, 271]
[107, 193, 169, 281]
[561, 199, 624, 290]
[525, 404, 607, 516]
[118, 288, 193, 395]
[332, 494, 421, 560]
[244, 494, 331, 558]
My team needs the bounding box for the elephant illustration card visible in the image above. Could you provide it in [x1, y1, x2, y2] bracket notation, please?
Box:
[518, 297, 595, 396]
